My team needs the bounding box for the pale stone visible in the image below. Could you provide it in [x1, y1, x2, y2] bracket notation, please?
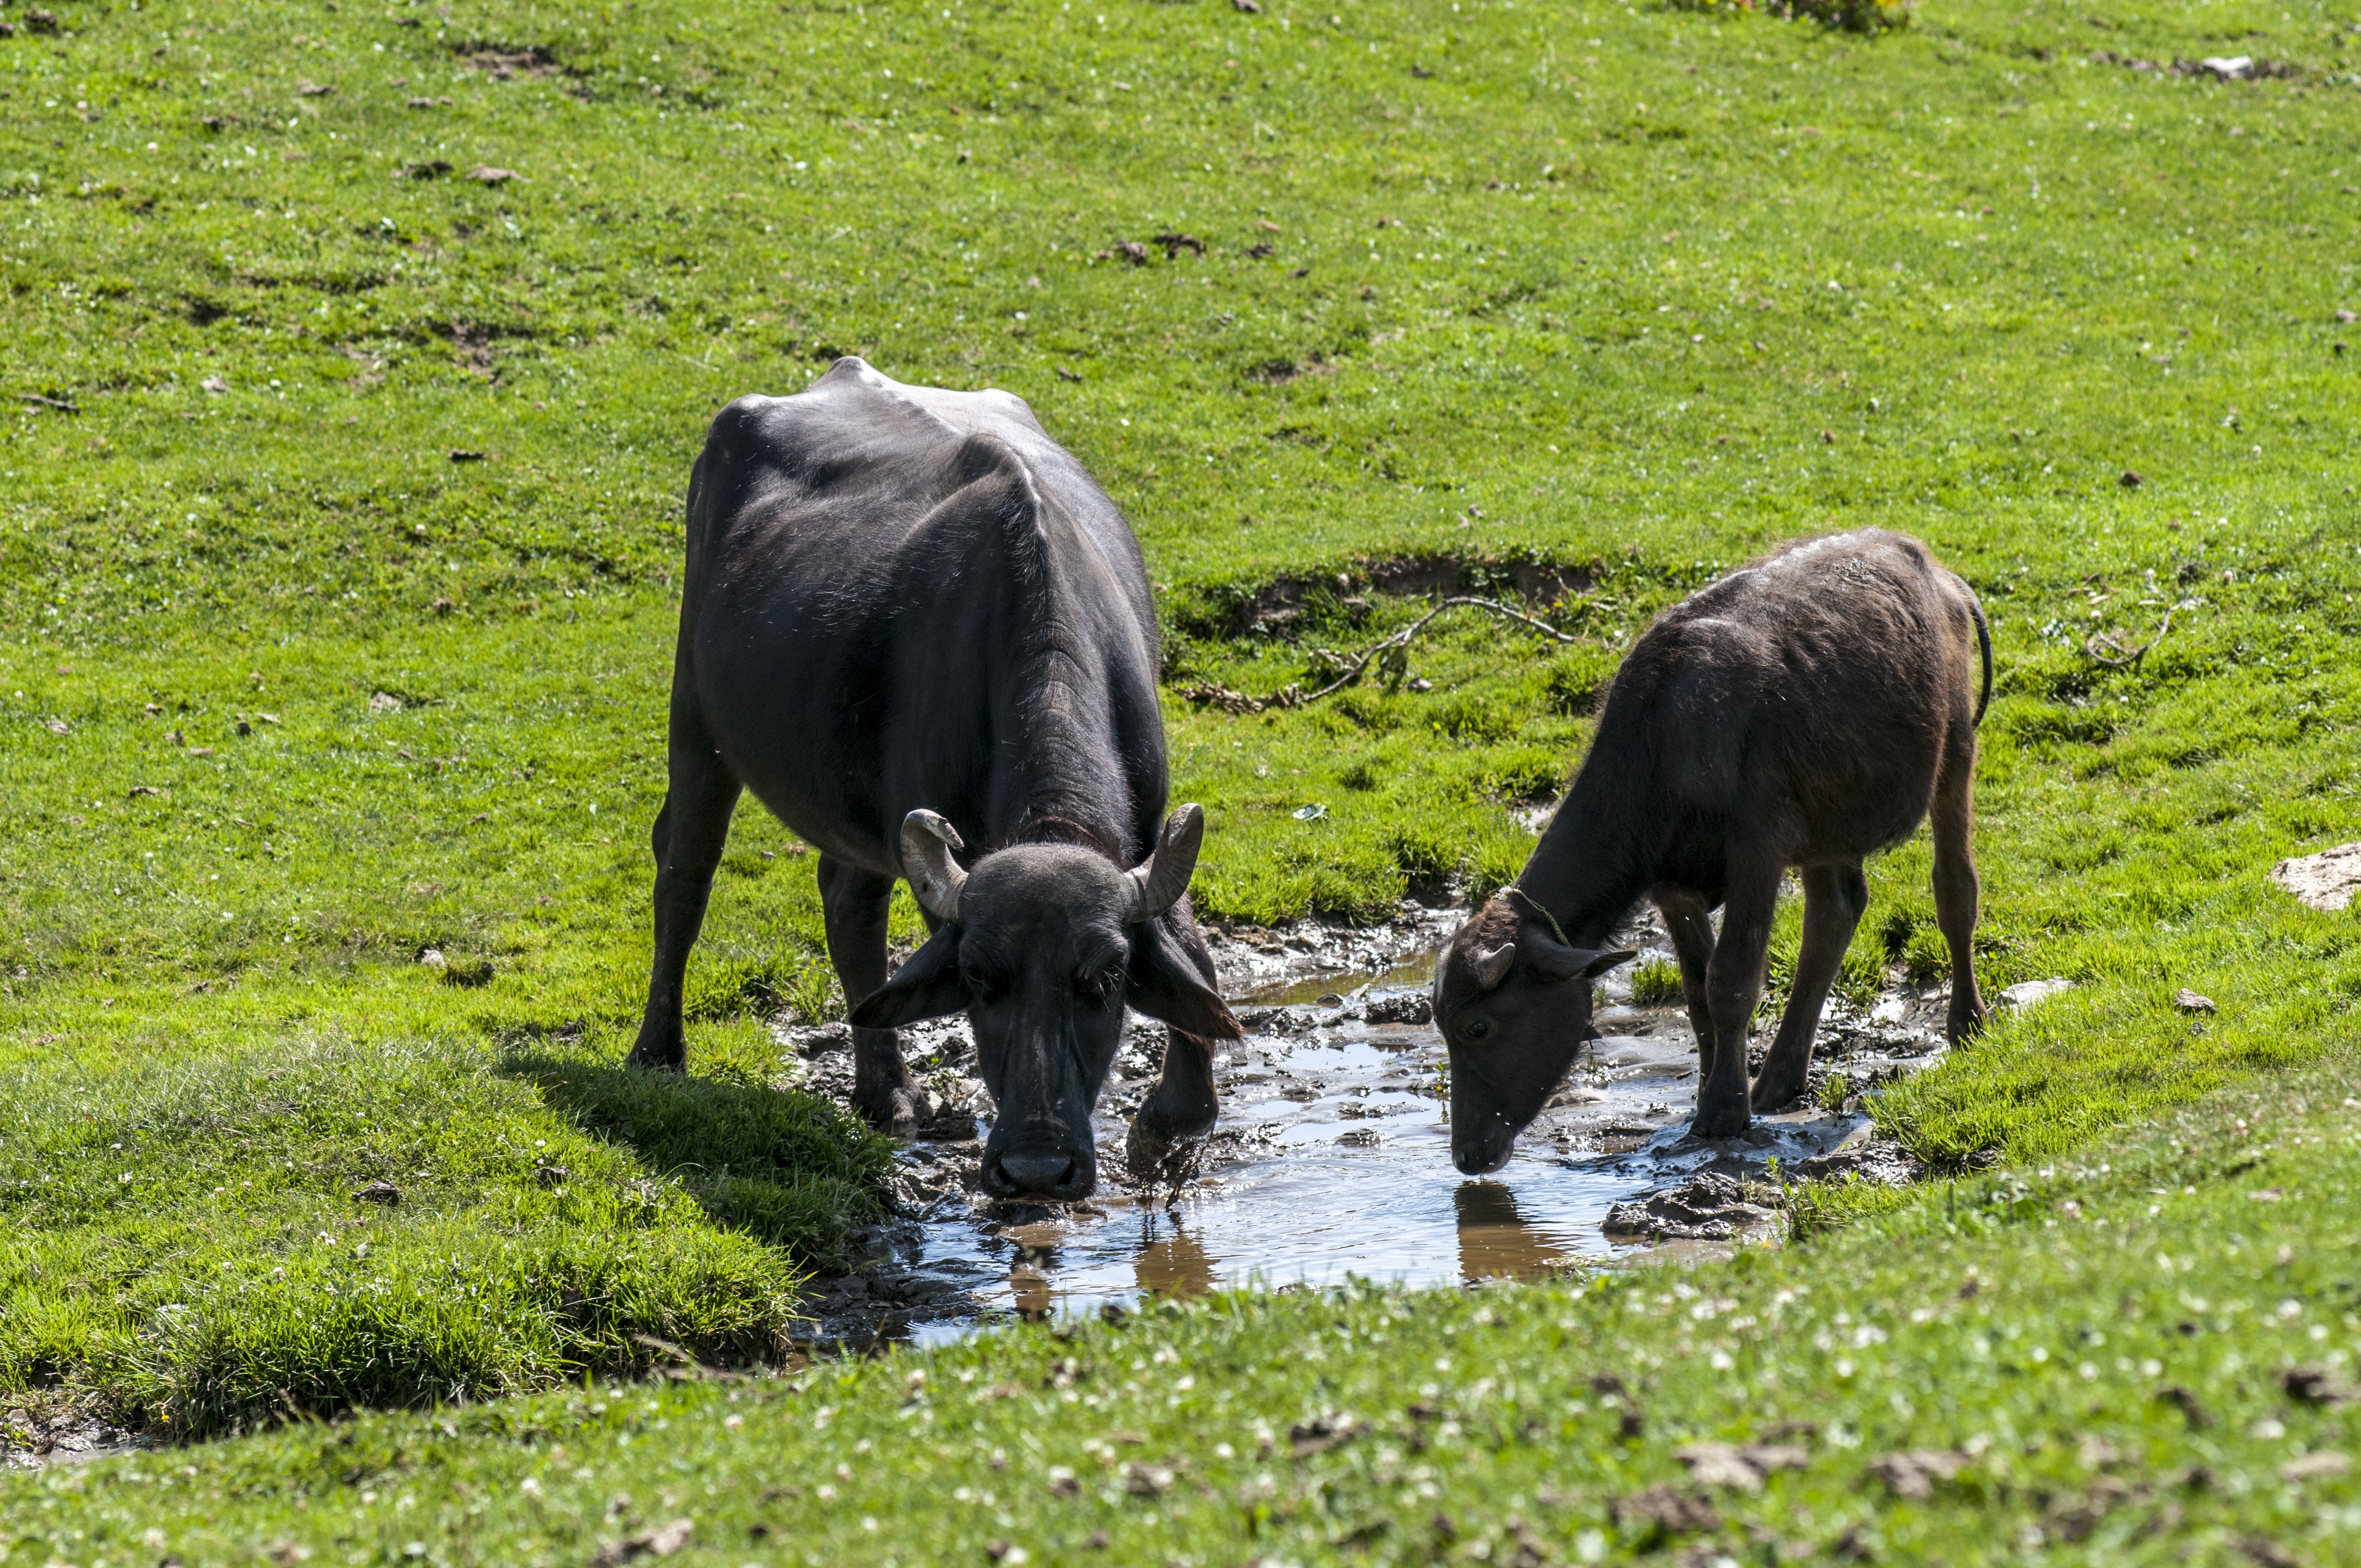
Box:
[2271, 842, 2361, 912]
[1998, 977, 2072, 1010]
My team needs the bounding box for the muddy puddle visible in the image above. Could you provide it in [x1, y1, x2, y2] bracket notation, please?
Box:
[782, 904, 1956, 1347]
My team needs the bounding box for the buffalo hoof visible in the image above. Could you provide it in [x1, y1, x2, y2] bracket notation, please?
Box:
[1688, 1099, 1751, 1141]
[1122, 1114, 1209, 1192]
[854, 1084, 927, 1140]
[1749, 1072, 1809, 1113]
[1946, 997, 1987, 1045]
[624, 1039, 686, 1072]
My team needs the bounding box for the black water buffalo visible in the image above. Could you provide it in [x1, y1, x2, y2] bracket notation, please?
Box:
[1434, 529, 1990, 1169]
[627, 357, 1239, 1200]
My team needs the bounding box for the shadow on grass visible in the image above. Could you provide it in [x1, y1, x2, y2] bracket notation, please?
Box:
[501, 1048, 897, 1274]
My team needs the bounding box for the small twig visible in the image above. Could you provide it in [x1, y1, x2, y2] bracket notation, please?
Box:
[1179, 595, 1587, 714]
[2083, 601, 2186, 668]
[18, 393, 78, 414]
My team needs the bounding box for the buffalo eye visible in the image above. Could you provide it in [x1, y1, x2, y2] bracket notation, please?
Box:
[962, 964, 1010, 1003]
[1073, 963, 1123, 1004]
[1461, 1017, 1493, 1043]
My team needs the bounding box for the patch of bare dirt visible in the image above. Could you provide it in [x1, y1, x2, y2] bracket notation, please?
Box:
[1184, 553, 1598, 640]
[456, 44, 572, 80]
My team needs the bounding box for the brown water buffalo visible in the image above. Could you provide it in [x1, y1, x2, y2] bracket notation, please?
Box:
[627, 357, 1239, 1200]
[1434, 528, 1991, 1169]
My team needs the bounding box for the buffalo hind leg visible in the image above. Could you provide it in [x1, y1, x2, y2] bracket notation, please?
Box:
[627, 729, 742, 1072]
[1751, 861, 1867, 1112]
[818, 856, 922, 1137]
[1124, 914, 1222, 1186]
[1653, 885, 1721, 1084]
[1692, 857, 1780, 1140]
[1932, 760, 1987, 1043]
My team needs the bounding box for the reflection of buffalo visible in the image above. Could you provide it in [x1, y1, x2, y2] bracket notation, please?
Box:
[1452, 1181, 1577, 1284]
[1436, 530, 1990, 1167]
[628, 357, 1238, 1200]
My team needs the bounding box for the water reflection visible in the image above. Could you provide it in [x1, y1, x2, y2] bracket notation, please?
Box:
[1454, 1180, 1580, 1283]
[1002, 1224, 1062, 1320]
[1134, 1219, 1216, 1300]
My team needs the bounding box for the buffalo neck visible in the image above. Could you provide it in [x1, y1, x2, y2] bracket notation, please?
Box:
[1514, 738, 1664, 948]
[977, 522, 1144, 864]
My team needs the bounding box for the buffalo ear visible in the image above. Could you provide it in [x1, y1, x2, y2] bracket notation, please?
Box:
[1527, 939, 1639, 983]
[848, 924, 967, 1030]
[1126, 918, 1242, 1041]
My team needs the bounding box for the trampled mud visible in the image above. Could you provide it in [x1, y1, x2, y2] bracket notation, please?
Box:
[780, 905, 1956, 1347]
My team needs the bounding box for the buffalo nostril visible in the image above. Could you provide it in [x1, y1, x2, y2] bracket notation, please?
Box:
[993, 1151, 1077, 1196]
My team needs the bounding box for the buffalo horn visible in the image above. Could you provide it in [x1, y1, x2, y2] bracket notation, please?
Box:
[899, 810, 969, 922]
[1472, 943, 1517, 989]
[1121, 803, 1206, 923]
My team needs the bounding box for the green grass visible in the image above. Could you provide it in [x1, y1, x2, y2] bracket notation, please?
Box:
[10, 1055, 2360, 1564]
[8, 0, 2361, 1534]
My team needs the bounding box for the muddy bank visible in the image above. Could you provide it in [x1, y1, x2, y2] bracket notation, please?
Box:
[773, 902, 1957, 1349]
[2, 1408, 145, 1471]
[1176, 555, 1598, 641]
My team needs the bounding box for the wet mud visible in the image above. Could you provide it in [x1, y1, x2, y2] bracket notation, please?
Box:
[781, 903, 1959, 1349]
[2, 1408, 146, 1470]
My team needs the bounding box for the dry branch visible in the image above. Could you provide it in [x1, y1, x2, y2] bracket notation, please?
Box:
[1178, 595, 1587, 714]
[2083, 599, 2191, 668]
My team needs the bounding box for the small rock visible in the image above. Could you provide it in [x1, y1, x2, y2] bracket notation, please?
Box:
[2339, 309, 2358, 325]
[368, 692, 404, 714]
[1333, 1128, 1383, 1147]
[2196, 55, 2253, 79]
[2174, 988, 2217, 1014]
[2271, 841, 2361, 912]
[352, 1181, 401, 1206]
[467, 164, 517, 184]
[533, 1163, 569, 1187]
[2119, 470, 2143, 489]
[1998, 977, 2072, 1010]
[417, 948, 447, 971]
[448, 448, 486, 462]
[200, 375, 227, 395]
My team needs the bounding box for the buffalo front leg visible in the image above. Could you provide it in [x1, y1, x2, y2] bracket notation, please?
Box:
[627, 725, 742, 1071]
[1691, 858, 1780, 1140]
[1751, 862, 1867, 1112]
[1124, 916, 1223, 1186]
[1652, 885, 1721, 1085]
[817, 856, 922, 1137]
[1931, 757, 1988, 1043]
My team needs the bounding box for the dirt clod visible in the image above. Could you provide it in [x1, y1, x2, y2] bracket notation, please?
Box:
[1603, 1170, 1776, 1240]
[1611, 1484, 1719, 1537]
[1674, 1440, 1809, 1492]
[591, 1519, 693, 1566]
[1864, 1449, 1969, 1499]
